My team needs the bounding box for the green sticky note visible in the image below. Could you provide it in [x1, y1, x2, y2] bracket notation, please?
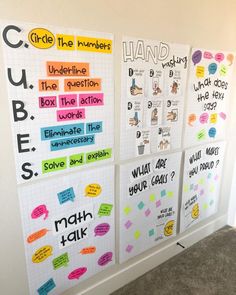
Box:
[69, 153, 84, 168]
[98, 203, 113, 217]
[197, 129, 206, 141]
[203, 203, 208, 210]
[134, 230, 141, 240]
[124, 206, 132, 215]
[52, 252, 69, 270]
[209, 199, 214, 206]
[86, 148, 112, 163]
[138, 201, 145, 210]
[167, 191, 174, 198]
[149, 194, 155, 202]
[42, 157, 67, 174]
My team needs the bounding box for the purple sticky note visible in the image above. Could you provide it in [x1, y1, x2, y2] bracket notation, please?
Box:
[156, 200, 161, 208]
[126, 245, 133, 253]
[124, 220, 132, 229]
[200, 189, 204, 196]
[145, 208, 151, 217]
[214, 174, 219, 181]
[194, 184, 198, 191]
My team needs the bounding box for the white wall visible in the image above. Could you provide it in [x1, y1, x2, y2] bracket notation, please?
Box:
[0, 1, 236, 295]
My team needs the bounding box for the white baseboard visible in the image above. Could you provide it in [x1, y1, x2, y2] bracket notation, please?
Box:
[71, 214, 227, 295]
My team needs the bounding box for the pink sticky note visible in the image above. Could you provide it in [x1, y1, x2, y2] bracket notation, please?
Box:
[156, 200, 161, 208]
[126, 245, 133, 253]
[124, 220, 132, 229]
[57, 108, 85, 122]
[59, 94, 77, 108]
[79, 93, 104, 106]
[219, 112, 226, 120]
[145, 208, 151, 217]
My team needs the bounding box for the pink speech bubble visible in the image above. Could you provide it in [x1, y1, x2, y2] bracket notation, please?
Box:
[215, 53, 224, 63]
[68, 267, 87, 280]
[31, 205, 49, 220]
[199, 113, 209, 124]
[94, 223, 110, 237]
[203, 51, 213, 59]
[219, 112, 227, 120]
[98, 252, 113, 266]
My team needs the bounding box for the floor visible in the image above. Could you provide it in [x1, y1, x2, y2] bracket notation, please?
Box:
[112, 226, 236, 295]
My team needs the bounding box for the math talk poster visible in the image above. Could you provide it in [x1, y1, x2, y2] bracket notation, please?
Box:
[18, 165, 115, 295]
[0, 21, 114, 184]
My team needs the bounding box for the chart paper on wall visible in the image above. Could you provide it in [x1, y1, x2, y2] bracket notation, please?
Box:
[18, 165, 115, 295]
[119, 152, 182, 263]
[180, 141, 225, 232]
[120, 36, 190, 160]
[1, 21, 114, 184]
[184, 48, 234, 148]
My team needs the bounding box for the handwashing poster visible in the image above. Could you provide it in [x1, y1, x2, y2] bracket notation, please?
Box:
[184, 48, 234, 148]
[120, 36, 189, 160]
[18, 165, 115, 295]
[1, 21, 114, 184]
[119, 152, 181, 263]
[180, 141, 225, 232]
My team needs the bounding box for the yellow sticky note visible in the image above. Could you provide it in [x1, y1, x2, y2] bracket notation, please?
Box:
[210, 185, 215, 192]
[77, 36, 112, 53]
[198, 178, 204, 185]
[124, 206, 132, 215]
[196, 66, 205, 78]
[56, 34, 75, 50]
[167, 191, 174, 198]
[210, 113, 217, 124]
[134, 230, 141, 240]
[149, 194, 155, 202]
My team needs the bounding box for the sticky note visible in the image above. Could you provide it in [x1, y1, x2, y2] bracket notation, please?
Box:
[85, 183, 102, 197]
[149, 229, 154, 237]
[32, 245, 53, 263]
[183, 185, 189, 192]
[167, 191, 173, 198]
[37, 278, 56, 295]
[145, 208, 151, 217]
[98, 203, 113, 217]
[149, 194, 155, 202]
[138, 201, 145, 210]
[124, 220, 132, 229]
[94, 223, 110, 236]
[68, 267, 87, 280]
[126, 244, 133, 253]
[124, 206, 132, 215]
[134, 230, 141, 240]
[161, 189, 166, 197]
[52, 252, 69, 270]
[156, 200, 161, 208]
[57, 187, 75, 204]
[97, 252, 113, 266]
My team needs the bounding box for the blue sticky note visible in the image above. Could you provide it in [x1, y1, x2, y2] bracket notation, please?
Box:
[37, 278, 56, 295]
[149, 229, 154, 237]
[161, 190, 166, 197]
[138, 201, 145, 210]
[57, 187, 75, 204]
[86, 121, 103, 134]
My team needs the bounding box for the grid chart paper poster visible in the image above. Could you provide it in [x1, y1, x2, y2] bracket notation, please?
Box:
[180, 141, 225, 233]
[119, 151, 181, 263]
[1, 21, 114, 184]
[18, 165, 115, 295]
[120, 36, 189, 160]
[184, 48, 234, 148]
